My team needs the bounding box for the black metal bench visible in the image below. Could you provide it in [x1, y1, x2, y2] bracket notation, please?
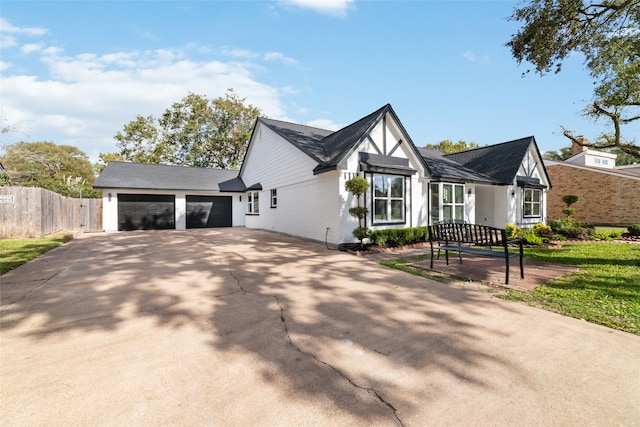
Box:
[428, 223, 524, 284]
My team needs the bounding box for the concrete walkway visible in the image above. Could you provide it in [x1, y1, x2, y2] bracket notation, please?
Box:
[1, 229, 639, 426]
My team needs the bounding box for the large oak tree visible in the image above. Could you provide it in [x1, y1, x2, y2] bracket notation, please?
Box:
[107, 89, 262, 170]
[0, 141, 100, 198]
[507, 0, 640, 156]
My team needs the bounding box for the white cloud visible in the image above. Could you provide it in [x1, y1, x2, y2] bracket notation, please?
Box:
[264, 51, 298, 66]
[0, 60, 11, 71]
[0, 18, 48, 36]
[278, 0, 354, 17]
[463, 51, 490, 64]
[222, 47, 259, 59]
[21, 43, 41, 54]
[305, 118, 341, 131]
[1, 47, 289, 161]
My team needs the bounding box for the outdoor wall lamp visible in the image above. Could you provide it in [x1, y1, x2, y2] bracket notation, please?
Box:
[511, 191, 516, 197]
[239, 195, 242, 202]
[108, 193, 112, 201]
[468, 189, 472, 195]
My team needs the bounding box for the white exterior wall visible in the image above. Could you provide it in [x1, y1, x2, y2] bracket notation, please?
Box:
[241, 123, 343, 244]
[100, 188, 244, 232]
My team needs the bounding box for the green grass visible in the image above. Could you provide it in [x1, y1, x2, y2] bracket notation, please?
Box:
[501, 243, 640, 335]
[0, 233, 72, 275]
[380, 243, 640, 335]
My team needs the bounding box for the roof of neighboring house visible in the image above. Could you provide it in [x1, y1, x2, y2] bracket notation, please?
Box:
[93, 162, 245, 191]
[545, 160, 640, 180]
[444, 136, 549, 185]
[257, 104, 426, 175]
[418, 148, 497, 184]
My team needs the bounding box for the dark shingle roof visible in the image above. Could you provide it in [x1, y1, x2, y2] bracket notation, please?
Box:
[256, 118, 333, 164]
[93, 162, 244, 191]
[258, 104, 427, 175]
[444, 136, 535, 184]
[418, 148, 497, 184]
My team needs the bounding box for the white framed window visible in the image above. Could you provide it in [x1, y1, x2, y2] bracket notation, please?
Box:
[372, 174, 405, 223]
[430, 183, 464, 223]
[270, 189, 277, 208]
[523, 188, 541, 217]
[247, 191, 259, 214]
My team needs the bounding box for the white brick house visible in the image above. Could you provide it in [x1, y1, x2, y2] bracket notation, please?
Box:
[94, 104, 551, 244]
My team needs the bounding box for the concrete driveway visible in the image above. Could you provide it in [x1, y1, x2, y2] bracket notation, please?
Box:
[1, 229, 639, 426]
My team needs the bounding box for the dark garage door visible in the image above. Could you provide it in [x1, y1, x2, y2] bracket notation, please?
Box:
[118, 194, 175, 231]
[186, 195, 232, 228]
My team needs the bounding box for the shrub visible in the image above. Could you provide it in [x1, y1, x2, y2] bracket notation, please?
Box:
[608, 230, 623, 239]
[593, 232, 612, 241]
[562, 194, 579, 207]
[562, 208, 576, 217]
[352, 227, 369, 241]
[505, 223, 518, 240]
[563, 227, 591, 239]
[369, 226, 429, 247]
[519, 229, 544, 245]
[533, 223, 554, 240]
[628, 223, 640, 236]
[549, 218, 593, 239]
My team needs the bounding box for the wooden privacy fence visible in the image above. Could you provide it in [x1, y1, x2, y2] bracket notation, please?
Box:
[0, 187, 102, 238]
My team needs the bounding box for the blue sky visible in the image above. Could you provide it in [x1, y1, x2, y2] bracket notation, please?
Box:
[2, 0, 636, 162]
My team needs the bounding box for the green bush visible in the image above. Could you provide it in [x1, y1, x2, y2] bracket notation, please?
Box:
[369, 226, 429, 247]
[505, 223, 518, 240]
[352, 227, 369, 241]
[563, 227, 592, 239]
[533, 223, 554, 241]
[608, 230, 623, 239]
[628, 223, 640, 236]
[549, 218, 593, 239]
[593, 232, 612, 241]
[519, 229, 544, 245]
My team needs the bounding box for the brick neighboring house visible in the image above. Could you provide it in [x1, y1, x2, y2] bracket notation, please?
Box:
[544, 142, 640, 226]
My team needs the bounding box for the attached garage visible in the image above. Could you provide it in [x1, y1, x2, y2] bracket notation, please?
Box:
[186, 195, 232, 228]
[118, 194, 175, 231]
[94, 162, 246, 232]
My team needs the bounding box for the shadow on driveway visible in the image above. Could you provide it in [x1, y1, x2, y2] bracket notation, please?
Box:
[1, 229, 639, 426]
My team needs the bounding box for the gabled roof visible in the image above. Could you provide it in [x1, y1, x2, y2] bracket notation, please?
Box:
[418, 148, 497, 184]
[444, 136, 541, 185]
[255, 104, 427, 175]
[93, 162, 245, 192]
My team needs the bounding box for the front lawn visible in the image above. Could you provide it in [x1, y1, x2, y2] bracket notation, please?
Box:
[500, 243, 640, 335]
[0, 233, 72, 275]
[381, 243, 640, 335]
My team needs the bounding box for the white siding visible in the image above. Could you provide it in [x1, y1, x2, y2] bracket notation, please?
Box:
[241, 124, 318, 189]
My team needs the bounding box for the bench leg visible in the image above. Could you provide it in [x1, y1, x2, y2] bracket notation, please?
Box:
[504, 256, 509, 285]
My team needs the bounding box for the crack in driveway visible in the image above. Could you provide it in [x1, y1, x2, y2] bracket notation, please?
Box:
[224, 267, 405, 426]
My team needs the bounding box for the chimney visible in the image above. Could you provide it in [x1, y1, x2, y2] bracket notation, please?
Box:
[572, 136, 589, 156]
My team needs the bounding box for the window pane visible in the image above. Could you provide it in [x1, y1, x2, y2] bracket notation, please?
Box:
[524, 204, 532, 216]
[524, 190, 532, 202]
[454, 185, 464, 203]
[430, 184, 440, 223]
[374, 176, 387, 197]
[374, 200, 387, 220]
[532, 203, 540, 216]
[532, 190, 540, 202]
[455, 206, 464, 220]
[443, 184, 452, 203]
[443, 205, 452, 220]
[254, 192, 259, 213]
[391, 200, 403, 221]
[390, 177, 403, 198]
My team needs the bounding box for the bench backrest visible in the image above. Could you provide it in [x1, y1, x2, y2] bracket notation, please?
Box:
[429, 223, 507, 247]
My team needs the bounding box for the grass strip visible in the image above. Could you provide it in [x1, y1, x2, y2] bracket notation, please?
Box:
[0, 233, 72, 275]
